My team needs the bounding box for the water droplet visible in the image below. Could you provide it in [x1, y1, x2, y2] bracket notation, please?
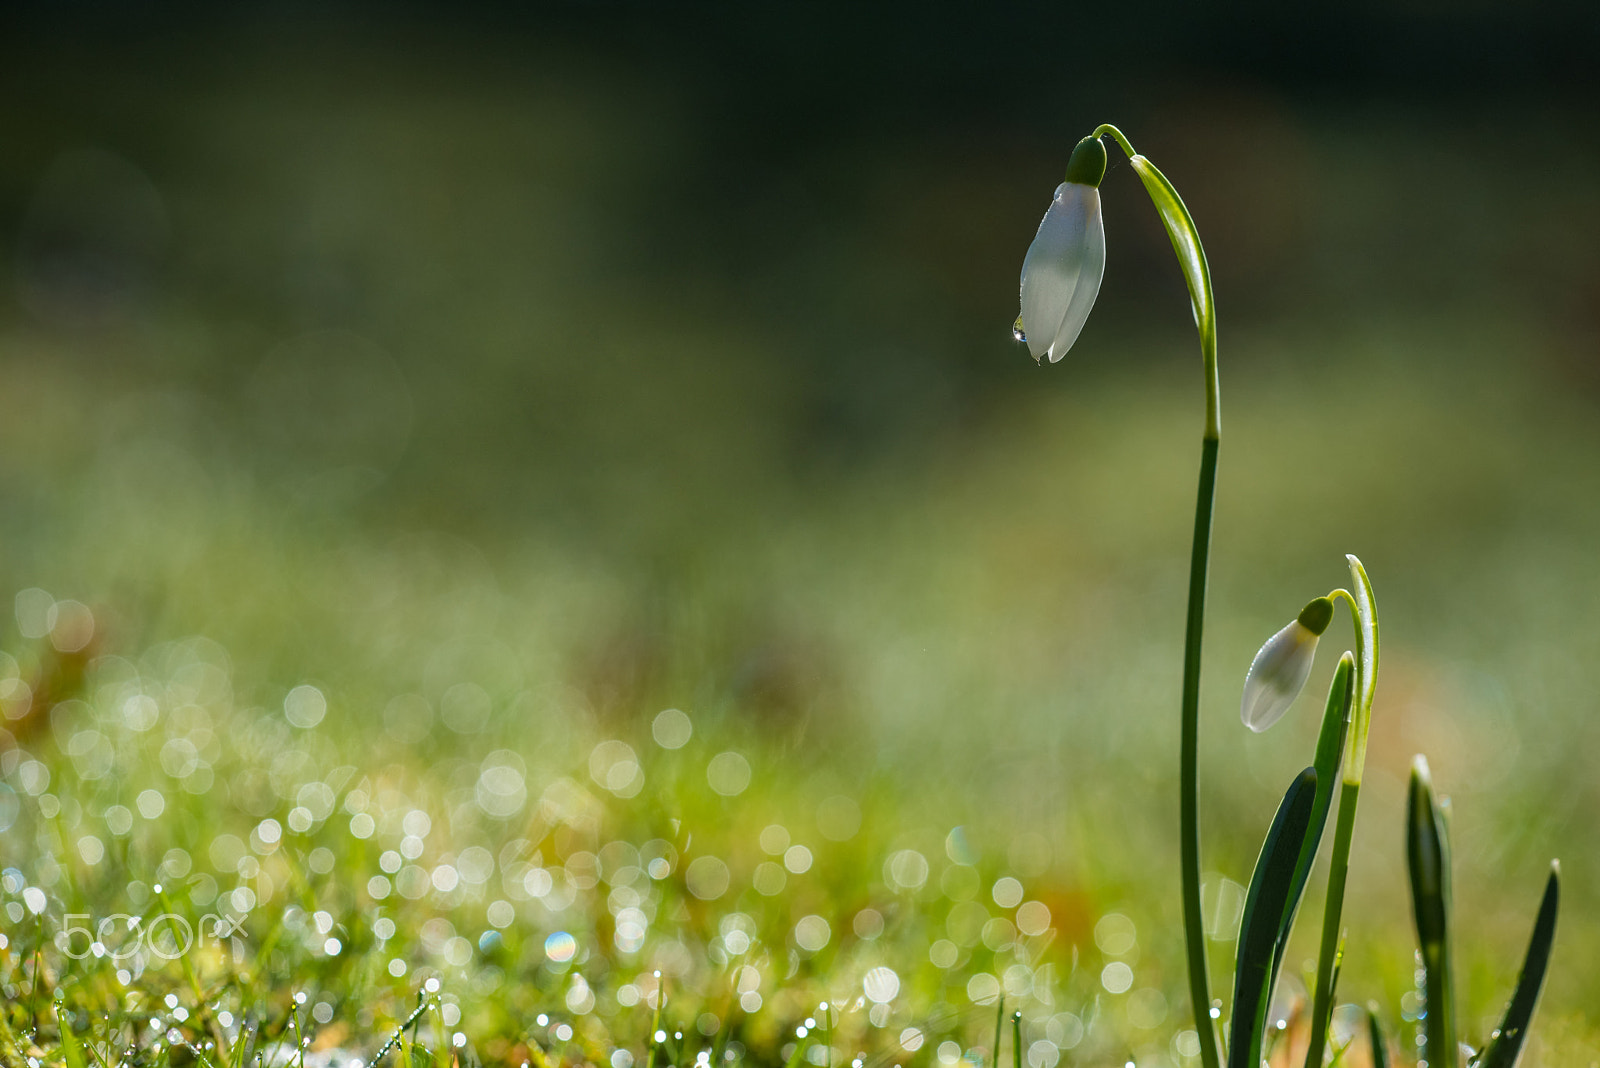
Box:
[1012, 317, 1027, 343]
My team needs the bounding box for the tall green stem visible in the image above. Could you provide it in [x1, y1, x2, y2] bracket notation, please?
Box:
[1305, 565, 1378, 1067]
[1305, 781, 1360, 1067]
[1182, 435, 1221, 1068]
[1094, 122, 1223, 1068]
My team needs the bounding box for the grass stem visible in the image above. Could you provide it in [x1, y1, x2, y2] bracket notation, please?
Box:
[992, 997, 1005, 1068]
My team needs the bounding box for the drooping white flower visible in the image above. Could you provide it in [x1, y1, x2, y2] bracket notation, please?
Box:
[1241, 597, 1334, 732]
[1017, 136, 1107, 364]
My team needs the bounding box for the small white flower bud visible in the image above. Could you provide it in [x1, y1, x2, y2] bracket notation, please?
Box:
[1240, 597, 1334, 733]
[1016, 137, 1108, 364]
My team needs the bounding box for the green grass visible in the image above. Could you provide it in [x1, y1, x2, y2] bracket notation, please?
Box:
[0, 643, 1128, 1067]
[4, 333, 1600, 1067]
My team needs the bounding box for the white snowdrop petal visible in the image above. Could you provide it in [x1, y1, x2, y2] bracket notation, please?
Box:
[1046, 189, 1105, 362]
[1240, 621, 1319, 732]
[1020, 184, 1092, 361]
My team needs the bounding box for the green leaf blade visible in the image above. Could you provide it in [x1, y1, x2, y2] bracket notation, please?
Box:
[1477, 864, 1561, 1068]
[1346, 555, 1379, 725]
[1228, 767, 1319, 1068]
[1407, 756, 1456, 1068]
[1126, 155, 1214, 359]
[1367, 1007, 1389, 1068]
[1272, 654, 1354, 988]
[55, 999, 89, 1068]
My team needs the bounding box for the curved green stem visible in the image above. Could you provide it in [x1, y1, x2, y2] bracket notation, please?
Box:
[1093, 123, 1220, 443]
[1325, 588, 1358, 620]
[1305, 571, 1381, 1068]
[1093, 121, 1224, 1068]
[1324, 586, 1372, 787]
[1096, 121, 1224, 1068]
[1092, 122, 1137, 159]
[1304, 781, 1360, 1068]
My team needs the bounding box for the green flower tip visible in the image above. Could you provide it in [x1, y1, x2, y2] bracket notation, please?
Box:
[1297, 596, 1335, 636]
[1063, 135, 1107, 188]
[1407, 754, 1447, 922]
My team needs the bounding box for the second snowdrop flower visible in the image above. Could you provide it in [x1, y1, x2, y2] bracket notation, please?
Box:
[1241, 596, 1335, 732]
[1016, 135, 1108, 363]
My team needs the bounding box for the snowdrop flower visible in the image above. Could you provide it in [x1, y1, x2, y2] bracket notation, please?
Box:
[1017, 135, 1108, 363]
[1241, 596, 1335, 732]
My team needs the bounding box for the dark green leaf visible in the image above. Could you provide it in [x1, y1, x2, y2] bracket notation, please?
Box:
[1228, 767, 1318, 1068]
[1407, 755, 1456, 1068]
[1477, 864, 1560, 1068]
[1367, 1007, 1388, 1068]
[1272, 654, 1354, 988]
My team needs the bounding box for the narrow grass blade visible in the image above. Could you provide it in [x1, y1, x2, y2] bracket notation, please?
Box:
[646, 972, 665, 1068]
[431, 995, 449, 1068]
[1272, 654, 1354, 989]
[992, 997, 1005, 1068]
[1012, 1012, 1023, 1068]
[782, 1033, 812, 1068]
[1407, 756, 1456, 1068]
[711, 1004, 736, 1068]
[1228, 767, 1318, 1068]
[1366, 1007, 1388, 1068]
[55, 998, 89, 1068]
[1328, 932, 1345, 1011]
[158, 884, 232, 1062]
[1476, 863, 1560, 1068]
[232, 1017, 260, 1068]
[374, 998, 435, 1066]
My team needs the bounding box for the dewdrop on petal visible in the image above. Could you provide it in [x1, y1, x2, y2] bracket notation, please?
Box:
[1241, 596, 1335, 732]
[1016, 135, 1107, 363]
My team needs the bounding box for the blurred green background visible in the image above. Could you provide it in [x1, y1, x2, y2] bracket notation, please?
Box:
[2, 0, 1599, 1056]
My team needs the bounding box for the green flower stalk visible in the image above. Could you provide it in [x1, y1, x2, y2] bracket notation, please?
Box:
[1238, 556, 1382, 1068]
[1017, 123, 1221, 1068]
[1303, 557, 1380, 1068]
